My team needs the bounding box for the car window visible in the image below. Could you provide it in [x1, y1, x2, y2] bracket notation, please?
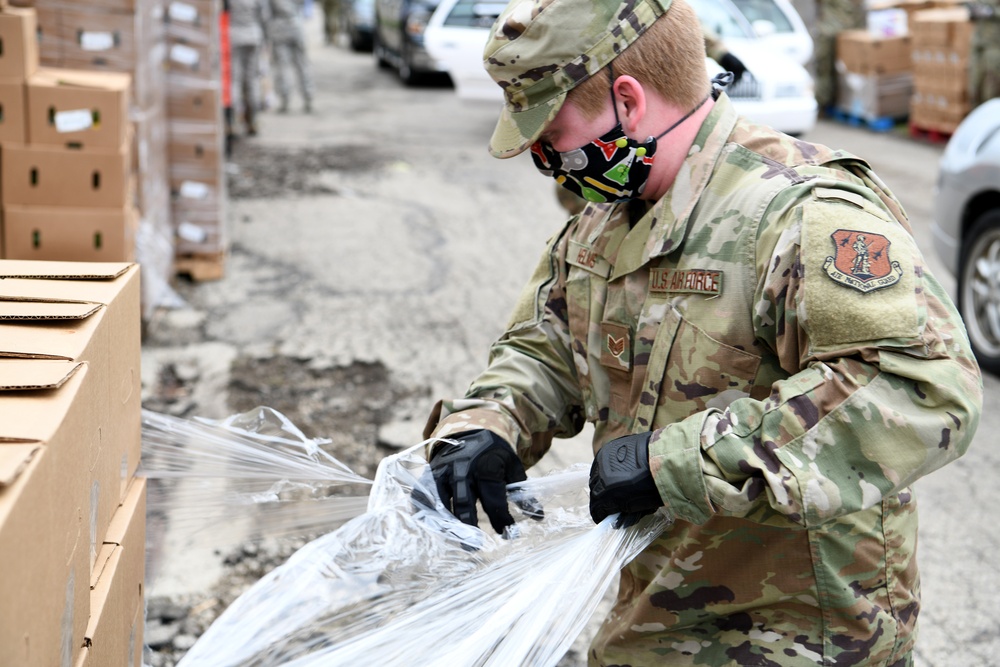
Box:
[444, 0, 505, 27]
[730, 0, 794, 33]
[690, 0, 754, 39]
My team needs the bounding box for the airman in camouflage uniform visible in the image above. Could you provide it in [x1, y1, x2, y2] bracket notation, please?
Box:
[968, 0, 1000, 106]
[424, 0, 983, 665]
[813, 0, 864, 109]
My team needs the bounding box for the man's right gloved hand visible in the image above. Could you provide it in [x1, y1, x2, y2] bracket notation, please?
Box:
[429, 429, 543, 534]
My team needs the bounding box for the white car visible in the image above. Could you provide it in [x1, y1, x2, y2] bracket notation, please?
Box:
[729, 0, 813, 66]
[425, 0, 816, 136]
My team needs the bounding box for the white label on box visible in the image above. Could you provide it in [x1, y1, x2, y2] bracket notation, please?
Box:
[180, 181, 210, 200]
[168, 2, 199, 23]
[170, 44, 201, 67]
[80, 31, 115, 51]
[178, 222, 209, 243]
[55, 109, 94, 133]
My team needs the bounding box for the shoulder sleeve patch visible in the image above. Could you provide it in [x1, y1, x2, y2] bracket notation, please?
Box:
[801, 200, 919, 350]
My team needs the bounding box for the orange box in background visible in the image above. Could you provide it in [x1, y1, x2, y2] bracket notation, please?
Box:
[2, 205, 139, 262]
[0, 7, 39, 80]
[0, 79, 26, 143]
[26, 67, 131, 150]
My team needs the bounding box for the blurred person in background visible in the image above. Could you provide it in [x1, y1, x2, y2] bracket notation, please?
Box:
[813, 0, 864, 110]
[968, 0, 1000, 106]
[423, 0, 982, 664]
[321, 0, 342, 44]
[229, 0, 270, 136]
[269, 0, 317, 113]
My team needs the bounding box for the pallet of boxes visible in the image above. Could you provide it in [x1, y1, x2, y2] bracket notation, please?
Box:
[165, 0, 228, 281]
[3, 0, 177, 316]
[0, 260, 145, 667]
[834, 5, 914, 128]
[0, 6, 139, 265]
[910, 6, 974, 137]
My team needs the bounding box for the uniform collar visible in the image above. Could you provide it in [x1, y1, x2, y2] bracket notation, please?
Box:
[609, 94, 739, 281]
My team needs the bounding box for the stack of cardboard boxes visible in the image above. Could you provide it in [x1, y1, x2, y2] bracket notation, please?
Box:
[835, 29, 914, 122]
[166, 0, 227, 280]
[0, 259, 144, 667]
[910, 7, 974, 134]
[8, 0, 177, 317]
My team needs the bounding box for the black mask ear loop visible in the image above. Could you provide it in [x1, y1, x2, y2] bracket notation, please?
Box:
[606, 63, 715, 152]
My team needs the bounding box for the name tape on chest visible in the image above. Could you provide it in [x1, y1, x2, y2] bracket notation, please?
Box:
[649, 268, 724, 296]
[567, 241, 612, 278]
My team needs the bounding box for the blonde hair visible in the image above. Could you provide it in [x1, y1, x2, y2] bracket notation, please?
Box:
[568, 0, 710, 119]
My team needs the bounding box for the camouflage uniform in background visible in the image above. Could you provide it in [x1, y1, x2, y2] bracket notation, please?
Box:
[229, 0, 270, 134]
[425, 0, 983, 664]
[268, 0, 316, 112]
[968, 0, 1000, 106]
[321, 0, 342, 43]
[813, 0, 864, 109]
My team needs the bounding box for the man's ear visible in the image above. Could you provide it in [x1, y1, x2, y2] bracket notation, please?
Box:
[612, 75, 646, 135]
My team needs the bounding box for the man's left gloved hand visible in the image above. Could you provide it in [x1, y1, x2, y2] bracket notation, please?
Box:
[719, 52, 747, 84]
[430, 429, 543, 534]
[589, 431, 663, 528]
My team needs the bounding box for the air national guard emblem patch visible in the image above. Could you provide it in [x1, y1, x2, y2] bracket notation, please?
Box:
[823, 229, 904, 293]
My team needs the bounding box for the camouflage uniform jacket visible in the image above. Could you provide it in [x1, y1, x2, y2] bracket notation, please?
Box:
[425, 95, 982, 666]
[229, 0, 269, 47]
[268, 0, 307, 43]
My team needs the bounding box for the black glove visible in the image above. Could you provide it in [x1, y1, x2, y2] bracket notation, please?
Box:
[430, 429, 543, 534]
[589, 431, 662, 528]
[719, 52, 747, 85]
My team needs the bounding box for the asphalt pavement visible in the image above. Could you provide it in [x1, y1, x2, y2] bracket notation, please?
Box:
[142, 14, 1000, 665]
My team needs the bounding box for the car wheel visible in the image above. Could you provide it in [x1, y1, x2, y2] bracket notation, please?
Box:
[958, 209, 1000, 375]
[373, 33, 391, 69]
[399, 42, 422, 85]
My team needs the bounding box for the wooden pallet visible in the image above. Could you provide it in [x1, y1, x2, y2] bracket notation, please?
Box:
[175, 252, 226, 282]
[908, 122, 955, 144]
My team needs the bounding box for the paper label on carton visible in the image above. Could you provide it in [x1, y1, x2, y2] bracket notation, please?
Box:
[177, 221, 208, 243]
[80, 31, 115, 51]
[55, 109, 94, 133]
[170, 44, 200, 67]
[179, 181, 210, 200]
[169, 2, 199, 23]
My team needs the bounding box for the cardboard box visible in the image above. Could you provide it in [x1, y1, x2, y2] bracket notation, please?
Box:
[0, 261, 142, 562]
[168, 124, 222, 173]
[2, 204, 139, 262]
[911, 7, 973, 51]
[77, 477, 146, 667]
[837, 70, 914, 120]
[55, 8, 138, 72]
[0, 360, 98, 667]
[0, 78, 26, 143]
[166, 39, 215, 76]
[1, 137, 132, 208]
[27, 67, 131, 150]
[167, 84, 220, 122]
[837, 31, 912, 75]
[0, 7, 39, 80]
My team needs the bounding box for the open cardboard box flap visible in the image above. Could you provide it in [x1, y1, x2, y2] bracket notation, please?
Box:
[0, 260, 131, 280]
[0, 299, 102, 320]
[0, 444, 41, 487]
[31, 67, 131, 92]
[0, 360, 84, 392]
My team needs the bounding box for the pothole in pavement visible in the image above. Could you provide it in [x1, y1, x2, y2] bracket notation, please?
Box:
[226, 143, 386, 199]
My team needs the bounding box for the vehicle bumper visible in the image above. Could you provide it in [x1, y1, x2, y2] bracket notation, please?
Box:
[409, 42, 446, 73]
[731, 97, 817, 136]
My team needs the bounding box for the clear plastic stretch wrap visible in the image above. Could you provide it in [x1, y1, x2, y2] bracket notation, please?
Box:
[142, 408, 669, 667]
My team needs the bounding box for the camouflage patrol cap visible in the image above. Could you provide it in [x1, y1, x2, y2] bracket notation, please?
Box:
[485, 0, 673, 158]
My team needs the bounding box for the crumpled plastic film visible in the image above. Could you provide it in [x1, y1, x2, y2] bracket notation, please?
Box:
[140, 408, 373, 550]
[175, 427, 670, 667]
